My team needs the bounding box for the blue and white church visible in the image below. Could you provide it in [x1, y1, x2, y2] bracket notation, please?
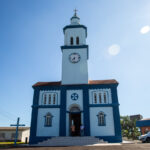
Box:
[29, 12, 122, 144]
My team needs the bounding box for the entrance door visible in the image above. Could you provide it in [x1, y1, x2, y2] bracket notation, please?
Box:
[70, 113, 81, 136]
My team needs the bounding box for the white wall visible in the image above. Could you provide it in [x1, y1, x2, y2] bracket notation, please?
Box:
[64, 28, 86, 46]
[62, 48, 88, 85]
[66, 90, 83, 135]
[0, 130, 22, 141]
[36, 108, 60, 136]
[66, 90, 83, 111]
[90, 107, 115, 136]
[21, 129, 30, 142]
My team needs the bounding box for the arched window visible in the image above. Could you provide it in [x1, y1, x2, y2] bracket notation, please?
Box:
[104, 93, 107, 103]
[44, 94, 47, 105]
[94, 93, 97, 104]
[97, 112, 106, 126]
[53, 94, 56, 104]
[44, 112, 53, 126]
[99, 93, 102, 104]
[76, 37, 79, 45]
[49, 94, 51, 104]
[70, 37, 73, 45]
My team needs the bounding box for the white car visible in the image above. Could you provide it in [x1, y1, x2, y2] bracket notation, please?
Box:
[139, 131, 150, 143]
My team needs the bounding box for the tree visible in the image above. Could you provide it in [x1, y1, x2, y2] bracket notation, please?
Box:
[120, 116, 141, 140]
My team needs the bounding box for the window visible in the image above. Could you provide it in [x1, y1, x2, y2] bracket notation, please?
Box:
[97, 112, 106, 126]
[99, 93, 102, 104]
[76, 37, 79, 45]
[70, 37, 73, 45]
[104, 93, 107, 103]
[49, 95, 51, 104]
[11, 133, 16, 139]
[53, 94, 56, 104]
[44, 94, 47, 105]
[0, 133, 5, 139]
[94, 93, 97, 103]
[45, 112, 53, 126]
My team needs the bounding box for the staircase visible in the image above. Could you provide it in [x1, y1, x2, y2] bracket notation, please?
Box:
[36, 136, 107, 146]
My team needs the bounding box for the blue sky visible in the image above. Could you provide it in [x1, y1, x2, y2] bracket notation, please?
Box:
[0, 0, 150, 126]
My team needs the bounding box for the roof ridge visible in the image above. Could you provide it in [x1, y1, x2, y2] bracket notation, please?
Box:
[32, 79, 118, 87]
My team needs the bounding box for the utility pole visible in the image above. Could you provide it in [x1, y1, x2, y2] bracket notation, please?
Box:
[10, 117, 25, 146]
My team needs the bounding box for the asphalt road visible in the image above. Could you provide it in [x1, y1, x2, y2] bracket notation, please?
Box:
[2, 143, 150, 150]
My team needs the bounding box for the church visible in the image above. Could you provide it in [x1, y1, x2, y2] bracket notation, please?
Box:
[29, 11, 122, 144]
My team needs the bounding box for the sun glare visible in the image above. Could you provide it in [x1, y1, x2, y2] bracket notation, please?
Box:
[108, 44, 120, 56]
[140, 26, 150, 34]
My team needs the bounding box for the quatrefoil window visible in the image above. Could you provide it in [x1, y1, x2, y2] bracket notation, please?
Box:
[71, 93, 79, 101]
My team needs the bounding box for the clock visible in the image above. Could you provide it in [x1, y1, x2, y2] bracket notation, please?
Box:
[69, 53, 81, 63]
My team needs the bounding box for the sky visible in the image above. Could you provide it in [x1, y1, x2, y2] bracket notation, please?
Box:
[0, 0, 150, 127]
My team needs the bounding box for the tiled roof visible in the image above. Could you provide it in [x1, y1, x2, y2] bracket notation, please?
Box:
[0, 127, 30, 131]
[33, 79, 118, 87]
[141, 118, 150, 121]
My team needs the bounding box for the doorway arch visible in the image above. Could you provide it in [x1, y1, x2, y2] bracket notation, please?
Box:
[69, 105, 81, 136]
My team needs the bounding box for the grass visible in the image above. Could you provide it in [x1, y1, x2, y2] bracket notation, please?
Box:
[0, 142, 26, 149]
[0, 142, 25, 145]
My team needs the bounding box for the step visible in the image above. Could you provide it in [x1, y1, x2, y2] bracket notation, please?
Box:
[36, 136, 107, 146]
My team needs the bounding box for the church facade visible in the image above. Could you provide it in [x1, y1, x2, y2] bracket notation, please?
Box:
[29, 12, 122, 144]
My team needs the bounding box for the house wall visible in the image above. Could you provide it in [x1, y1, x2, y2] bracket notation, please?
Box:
[141, 126, 150, 134]
[21, 129, 30, 143]
[0, 130, 22, 141]
[89, 107, 115, 136]
[36, 108, 60, 136]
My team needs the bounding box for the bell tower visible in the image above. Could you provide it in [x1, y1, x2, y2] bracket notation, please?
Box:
[61, 11, 89, 85]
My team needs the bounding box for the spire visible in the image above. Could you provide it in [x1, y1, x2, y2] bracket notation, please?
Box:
[70, 9, 80, 25]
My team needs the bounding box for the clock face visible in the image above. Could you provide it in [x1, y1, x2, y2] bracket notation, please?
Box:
[69, 53, 81, 63]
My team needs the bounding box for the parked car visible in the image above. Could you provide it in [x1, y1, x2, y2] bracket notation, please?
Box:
[139, 131, 150, 143]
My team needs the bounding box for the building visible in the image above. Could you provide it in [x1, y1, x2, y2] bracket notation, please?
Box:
[29, 12, 122, 144]
[130, 114, 143, 121]
[0, 127, 30, 143]
[136, 118, 150, 135]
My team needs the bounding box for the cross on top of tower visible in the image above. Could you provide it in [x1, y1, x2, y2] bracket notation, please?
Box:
[74, 9, 78, 16]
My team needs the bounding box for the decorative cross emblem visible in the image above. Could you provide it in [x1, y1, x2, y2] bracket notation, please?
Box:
[71, 93, 79, 100]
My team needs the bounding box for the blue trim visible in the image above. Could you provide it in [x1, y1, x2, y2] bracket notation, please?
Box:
[32, 105, 60, 108]
[66, 111, 83, 113]
[111, 86, 122, 142]
[136, 120, 150, 127]
[71, 16, 80, 20]
[63, 25, 87, 37]
[59, 87, 66, 136]
[61, 45, 88, 50]
[30, 136, 52, 144]
[29, 89, 39, 144]
[89, 103, 119, 107]
[83, 86, 90, 136]
[96, 136, 122, 143]
[61, 45, 89, 59]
